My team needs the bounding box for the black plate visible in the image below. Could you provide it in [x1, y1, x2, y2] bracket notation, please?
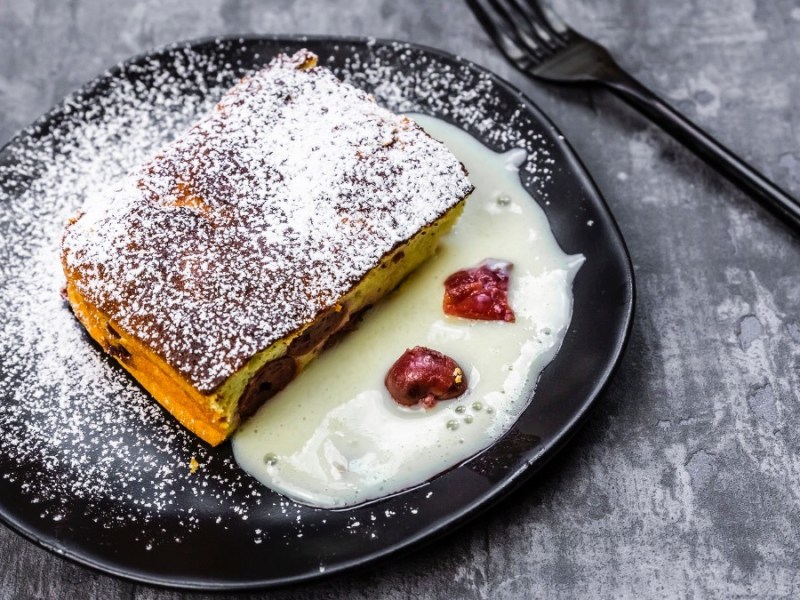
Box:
[0, 35, 633, 590]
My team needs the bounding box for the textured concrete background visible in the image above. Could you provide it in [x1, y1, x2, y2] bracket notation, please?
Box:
[2, 0, 800, 598]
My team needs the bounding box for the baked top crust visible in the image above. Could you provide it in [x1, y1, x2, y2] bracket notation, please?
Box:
[61, 50, 473, 393]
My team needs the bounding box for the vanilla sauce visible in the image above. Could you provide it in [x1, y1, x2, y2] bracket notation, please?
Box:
[232, 116, 584, 508]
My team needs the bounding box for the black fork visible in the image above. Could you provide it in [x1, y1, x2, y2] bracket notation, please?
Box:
[467, 0, 800, 233]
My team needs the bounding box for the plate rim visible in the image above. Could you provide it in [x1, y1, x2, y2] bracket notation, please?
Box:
[0, 33, 635, 591]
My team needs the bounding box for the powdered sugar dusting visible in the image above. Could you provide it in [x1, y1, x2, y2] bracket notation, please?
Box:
[0, 44, 264, 540]
[61, 49, 472, 391]
[336, 44, 555, 195]
[0, 38, 560, 553]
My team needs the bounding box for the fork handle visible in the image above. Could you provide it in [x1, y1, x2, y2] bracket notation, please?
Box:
[601, 69, 800, 232]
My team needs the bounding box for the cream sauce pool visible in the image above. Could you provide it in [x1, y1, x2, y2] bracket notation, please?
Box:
[232, 116, 584, 508]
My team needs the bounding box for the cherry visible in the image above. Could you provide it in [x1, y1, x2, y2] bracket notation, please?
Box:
[385, 346, 467, 408]
[443, 259, 515, 322]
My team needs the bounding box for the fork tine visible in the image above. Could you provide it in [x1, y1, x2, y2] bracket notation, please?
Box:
[485, 0, 554, 60]
[535, 0, 573, 38]
[465, 0, 538, 67]
[505, 0, 568, 48]
[495, 0, 561, 52]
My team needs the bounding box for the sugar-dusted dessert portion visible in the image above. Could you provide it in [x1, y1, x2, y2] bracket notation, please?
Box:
[61, 50, 473, 446]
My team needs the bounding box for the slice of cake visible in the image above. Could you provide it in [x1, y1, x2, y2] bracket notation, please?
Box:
[61, 50, 473, 446]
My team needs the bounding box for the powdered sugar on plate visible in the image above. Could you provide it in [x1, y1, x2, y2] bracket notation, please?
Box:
[0, 38, 559, 550]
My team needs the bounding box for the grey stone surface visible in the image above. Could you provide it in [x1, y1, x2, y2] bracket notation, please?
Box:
[1, 0, 799, 598]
